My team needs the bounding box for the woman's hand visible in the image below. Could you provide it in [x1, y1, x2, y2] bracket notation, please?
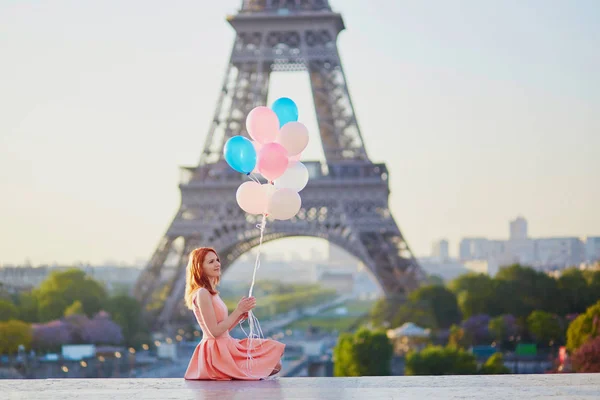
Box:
[236, 296, 256, 314]
[239, 312, 249, 322]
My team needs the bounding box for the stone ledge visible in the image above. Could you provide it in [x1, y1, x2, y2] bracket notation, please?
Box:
[1, 375, 599, 399]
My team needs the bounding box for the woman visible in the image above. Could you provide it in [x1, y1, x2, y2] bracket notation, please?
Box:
[183, 247, 285, 380]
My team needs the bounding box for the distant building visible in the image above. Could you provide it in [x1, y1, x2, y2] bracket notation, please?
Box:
[459, 238, 508, 264]
[458, 217, 588, 271]
[585, 236, 600, 262]
[463, 259, 499, 276]
[0, 266, 53, 290]
[535, 237, 585, 269]
[0, 265, 142, 293]
[431, 239, 449, 261]
[417, 258, 469, 282]
[510, 216, 528, 240]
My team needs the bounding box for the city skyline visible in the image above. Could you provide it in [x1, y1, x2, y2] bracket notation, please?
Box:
[1, 0, 598, 265]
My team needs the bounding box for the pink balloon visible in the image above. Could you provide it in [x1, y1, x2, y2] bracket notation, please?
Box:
[258, 143, 289, 182]
[246, 106, 279, 144]
[236, 181, 268, 215]
[251, 141, 263, 173]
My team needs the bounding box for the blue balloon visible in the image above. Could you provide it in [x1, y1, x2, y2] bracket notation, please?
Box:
[223, 136, 257, 174]
[271, 97, 298, 128]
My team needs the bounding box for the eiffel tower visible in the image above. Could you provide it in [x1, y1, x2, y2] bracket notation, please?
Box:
[134, 0, 426, 330]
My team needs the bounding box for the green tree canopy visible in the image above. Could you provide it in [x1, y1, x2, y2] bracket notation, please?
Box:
[0, 299, 18, 322]
[527, 310, 564, 346]
[16, 292, 39, 323]
[479, 353, 510, 374]
[566, 300, 600, 351]
[64, 300, 84, 317]
[333, 333, 354, 377]
[583, 270, 600, 297]
[488, 314, 518, 345]
[448, 325, 469, 349]
[369, 295, 405, 328]
[425, 274, 445, 286]
[405, 345, 478, 375]
[449, 273, 498, 318]
[34, 269, 107, 321]
[333, 328, 392, 376]
[557, 268, 593, 314]
[495, 264, 561, 317]
[106, 295, 151, 348]
[392, 302, 438, 330]
[409, 285, 462, 329]
[0, 320, 32, 355]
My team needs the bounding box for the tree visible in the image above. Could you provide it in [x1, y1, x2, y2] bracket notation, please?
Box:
[527, 310, 564, 347]
[488, 314, 518, 346]
[405, 346, 478, 375]
[334, 333, 355, 377]
[81, 311, 123, 345]
[64, 300, 84, 317]
[566, 300, 600, 351]
[369, 295, 404, 327]
[0, 299, 18, 322]
[461, 314, 491, 346]
[571, 336, 600, 373]
[494, 264, 561, 317]
[36, 289, 70, 322]
[391, 302, 438, 330]
[16, 292, 39, 323]
[0, 320, 32, 355]
[449, 273, 497, 318]
[583, 270, 600, 299]
[34, 269, 107, 321]
[31, 320, 73, 350]
[105, 295, 150, 348]
[409, 285, 461, 329]
[558, 268, 592, 315]
[448, 325, 469, 349]
[333, 328, 392, 376]
[426, 275, 444, 286]
[479, 353, 510, 374]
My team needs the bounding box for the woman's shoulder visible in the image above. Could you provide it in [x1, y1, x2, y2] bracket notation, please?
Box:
[196, 287, 216, 299]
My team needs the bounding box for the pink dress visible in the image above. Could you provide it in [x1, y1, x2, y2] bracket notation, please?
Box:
[184, 289, 285, 380]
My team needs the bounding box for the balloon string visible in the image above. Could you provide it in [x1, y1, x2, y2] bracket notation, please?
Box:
[248, 213, 266, 297]
[242, 212, 267, 376]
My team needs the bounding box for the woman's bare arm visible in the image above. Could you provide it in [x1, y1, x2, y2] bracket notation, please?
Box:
[229, 312, 248, 330]
[197, 289, 242, 338]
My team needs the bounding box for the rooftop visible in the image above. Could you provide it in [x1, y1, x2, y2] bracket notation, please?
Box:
[2, 375, 599, 399]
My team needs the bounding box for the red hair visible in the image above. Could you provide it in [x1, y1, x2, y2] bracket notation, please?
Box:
[184, 247, 220, 309]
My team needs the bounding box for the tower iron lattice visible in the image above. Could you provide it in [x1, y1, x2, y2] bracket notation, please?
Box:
[133, 0, 426, 330]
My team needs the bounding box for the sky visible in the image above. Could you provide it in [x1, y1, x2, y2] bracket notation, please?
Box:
[1, 0, 599, 266]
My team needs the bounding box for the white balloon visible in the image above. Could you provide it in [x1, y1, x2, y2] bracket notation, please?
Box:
[268, 189, 302, 220]
[278, 122, 309, 156]
[236, 181, 268, 215]
[274, 162, 309, 192]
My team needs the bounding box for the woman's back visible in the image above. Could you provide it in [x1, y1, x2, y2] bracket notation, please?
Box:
[192, 288, 229, 340]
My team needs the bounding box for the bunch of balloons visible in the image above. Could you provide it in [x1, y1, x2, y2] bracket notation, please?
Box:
[223, 97, 309, 221]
